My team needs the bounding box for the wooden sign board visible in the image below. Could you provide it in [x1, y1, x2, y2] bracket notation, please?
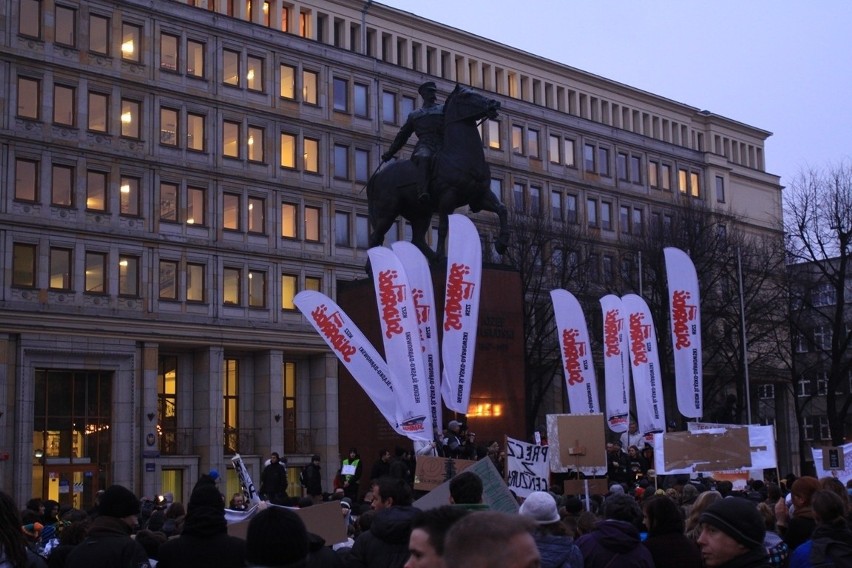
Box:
[413, 455, 518, 514]
[563, 478, 609, 496]
[663, 428, 751, 472]
[413, 456, 476, 491]
[227, 500, 346, 545]
[546, 414, 607, 474]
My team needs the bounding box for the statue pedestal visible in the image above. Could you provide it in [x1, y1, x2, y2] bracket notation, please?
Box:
[336, 265, 525, 473]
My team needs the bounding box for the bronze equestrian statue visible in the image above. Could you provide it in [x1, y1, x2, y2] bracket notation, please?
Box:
[368, 84, 509, 264]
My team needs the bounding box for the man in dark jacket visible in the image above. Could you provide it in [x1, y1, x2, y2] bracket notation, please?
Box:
[65, 484, 150, 568]
[156, 484, 246, 568]
[346, 477, 419, 568]
[575, 493, 654, 568]
[301, 454, 323, 503]
[259, 452, 289, 504]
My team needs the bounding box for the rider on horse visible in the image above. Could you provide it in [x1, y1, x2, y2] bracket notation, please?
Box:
[381, 81, 444, 206]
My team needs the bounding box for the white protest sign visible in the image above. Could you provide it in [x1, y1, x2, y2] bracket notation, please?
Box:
[505, 435, 550, 498]
[813, 443, 852, 485]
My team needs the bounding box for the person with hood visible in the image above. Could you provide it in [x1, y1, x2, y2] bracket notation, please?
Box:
[346, 477, 419, 568]
[65, 485, 149, 568]
[518, 491, 583, 568]
[575, 493, 654, 568]
[156, 484, 245, 568]
[788, 489, 852, 568]
[245, 506, 309, 568]
[260, 452, 289, 505]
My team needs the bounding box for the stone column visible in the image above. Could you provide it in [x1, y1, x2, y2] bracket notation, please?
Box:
[140, 342, 159, 500]
[194, 346, 224, 478]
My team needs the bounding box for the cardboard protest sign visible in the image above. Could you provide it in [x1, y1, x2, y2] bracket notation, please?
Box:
[227, 501, 346, 545]
[813, 444, 852, 485]
[413, 455, 518, 513]
[563, 478, 609, 496]
[546, 414, 607, 476]
[414, 456, 476, 491]
[653, 427, 751, 474]
[505, 436, 550, 497]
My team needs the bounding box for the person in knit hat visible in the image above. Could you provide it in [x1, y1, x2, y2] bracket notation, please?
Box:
[156, 484, 245, 568]
[697, 496, 769, 567]
[519, 491, 583, 568]
[244, 507, 309, 567]
[65, 484, 149, 568]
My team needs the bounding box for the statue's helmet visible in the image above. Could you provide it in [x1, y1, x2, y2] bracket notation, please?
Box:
[418, 81, 438, 97]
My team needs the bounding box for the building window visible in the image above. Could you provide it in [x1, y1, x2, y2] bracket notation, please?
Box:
[160, 182, 178, 222]
[17, 77, 40, 120]
[795, 333, 807, 353]
[818, 416, 830, 440]
[187, 263, 205, 302]
[160, 107, 179, 146]
[187, 39, 205, 77]
[160, 33, 179, 71]
[690, 172, 700, 197]
[223, 50, 240, 86]
[630, 156, 641, 183]
[223, 359, 240, 452]
[159, 260, 178, 300]
[354, 83, 369, 117]
[603, 255, 614, 284]
[551, 190, 562, 222]
[305, 206, 320, 241]
[223, 193, 240, 231]
[13, 243, 37, 288]
[89, 14, 109, 55]
[486, 120, 500, 150]
[797, 377, 811, 397]
[280, 64, 296, 99]
[817, 373, 828, 396]
[511, 125, 523, 154]
[187, 113, 205, 151]
[757, 384, 775, 399]
[562, 139, 575, 167]
[801, 417, 814, 441]
[280, 133, 296, 168]
[304, 137, 319, 173]
[86, 171, 107, 211]
[305, 277, 321, 291]
[356, 214, 369, 248]
[88, 92, 109, 132]
[529, 185, 541, 214]
[548, 135, 560, 164]
[85, 251, 107, 293]
[527, 129, 540, 159]
[15, 158, 38, 202]
[512, 183, 525, 212]
[157, 357, 178, 455]
[303, 70, 318, 104]
[121, 23, 142, 63]
[401, 95, 415, 118]
[120, 176, 140, 216]
[620, 205, 630, 234]
[248, 126, 264, 162]
[53, 84, 75, 126]
[601, 201, 612, 231]
[660, 164, 672, 191]
[566, 194, 577, 224]
[632, 208, 643, 236]
[335, 211, 351, 246]
[246, 55, 263, 91]
[355, 149, 369, 182]
[50, 248, 73, 290]
[715, 175, 725, 202]
[814, 326, 832, 350]
[281, 274, 297, 309]
[597, 147, 610, 176]
[248, 196, 264, 233]
[382, 91, 396, 123]
[678, 169, 688, 194]
[223, 121, 240, 158]
[587, 198, 598, 227]
[20, 0, 42, 38]
[584, 144, 595, 172]
[118, 255, 138, 296]
[51, 165, 74, 207]
[648, 160, 659, 188]
[616, 152, 628, 181]
[248, 270, 266, 307]
[120, 99, 141, 139]
[223, 268, 241, 305]
[812, 283, 836, 307]
[186, 186, 205, 225]
[281, 203, 296, 238]
[334, 144, 349, 179]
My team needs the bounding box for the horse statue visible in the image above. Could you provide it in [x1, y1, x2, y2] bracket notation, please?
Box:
[367, 84, 509, 265]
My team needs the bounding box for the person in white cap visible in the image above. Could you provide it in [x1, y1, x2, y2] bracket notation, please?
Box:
[519, 491, 583, 568]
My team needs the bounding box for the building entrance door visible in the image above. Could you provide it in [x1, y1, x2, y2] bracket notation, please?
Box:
[38, 463, 100, 511]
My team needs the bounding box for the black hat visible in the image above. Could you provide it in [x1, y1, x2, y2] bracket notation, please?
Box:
[699, 497, 765, 550]
[188, 484, 225, 512]
[99, 484, 141, 518]
[418, 81, 437, 96]
[246, 507, 309, 566]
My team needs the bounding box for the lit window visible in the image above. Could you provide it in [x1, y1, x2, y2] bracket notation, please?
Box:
[160, 33, 179, 71]
[248, 196, 264, 233]
[118, 256, 139, 296]
[661, 164, 672, 191]
[304, 137, 319, 173]
[223, 193, 240, 230]
[281, 274, 297, 309]
[305, 277, 321, 291]
[121, 23, 142, 63]
[354, 83, 368, 117]
[160, 107, 179, 146]
[224, 50, 240, 86]
[187, 263, 205, 302]
[335, 211, 350, 246]
[246, 55, 263, 91]
[281, 203, 297, 238]
[89, 14, 109, 55]
[223, 268, 240, 305]
[527, 129, 540, 159]
[334, 145, 349, 179]
[648, 161, 659, 188]
[53, 84, 75, 126]
[304, 206, 320, 241]
[564, 139, 575, 167]
[248, 270, 266, 307]
[187, 113, 205, 151]
[120, 176, 140, 216]
[690, 172, 700, 197]
[187, 186, 205, 225]
[88, 92, 108, 132]
[247, 126, 264, 162]
[223, 121, 240, 158]
[17, 77, 40, 120]
[13, 243, 37, 287]
[159, 182, 178, 222]
[51, 165, 73, 207]
[280, 64, 296, 99]
[280, 133, 296, 168]
[15, 158, 38, 202]
[511, 125, 523, 154]
[548, 135, 560, 164]
[86, 170, 107, 211]
[303, 70, 318, 104]
[678, 169, 688, 193]
[121, 99, 141, 139]
[333, 77, 347, 112]
[50, 248, 73, 290]
[85, 251, 107, 293]
[487, 120, 500, 150]
[187, 39, 205, 77]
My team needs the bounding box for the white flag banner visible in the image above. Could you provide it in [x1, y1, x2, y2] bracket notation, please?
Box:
[664, 247, 703, 418]
[550, 289, 600, 414]
[441, 215, 482, 414]
[622, 293, 666, 438]
[231, 453, 261, 504]
[599, 295, 631, 432]
[391, 241, 442, 439]
[294, 290, 406, 437]
[505, 436, 551, 497]
[367, 247, 433, 440]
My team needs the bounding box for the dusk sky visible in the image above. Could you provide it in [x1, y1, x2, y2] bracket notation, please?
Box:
[380, 0, 852, 194]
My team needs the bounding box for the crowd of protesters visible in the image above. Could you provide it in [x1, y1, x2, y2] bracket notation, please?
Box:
[5, 445, 852, 567]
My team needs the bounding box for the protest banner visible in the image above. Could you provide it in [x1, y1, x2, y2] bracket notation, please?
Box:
[413, 456, 476, 491]
[505, 435, 551, 497]
[413, 455, 518, 513]
[546, 414, 607, 477]
[813, 443, 852, 485]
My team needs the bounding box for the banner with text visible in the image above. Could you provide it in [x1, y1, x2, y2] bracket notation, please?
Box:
[367, 247, 433, 441]
[622, 293, 666, 438]
[551, 289, 600, 414]
[441, 215, 482, 414]
[505, 436, 550, 498]
[294, 290, 406, 437]
[664, 247, 703, 418]
[599, 294, 630, 432]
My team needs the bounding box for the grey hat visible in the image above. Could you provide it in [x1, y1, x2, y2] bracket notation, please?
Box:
[519, 491, 560, 524]
[448, 420, 461, 430]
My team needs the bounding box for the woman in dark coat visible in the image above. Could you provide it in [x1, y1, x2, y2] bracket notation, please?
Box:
[641, 495, 701, 568]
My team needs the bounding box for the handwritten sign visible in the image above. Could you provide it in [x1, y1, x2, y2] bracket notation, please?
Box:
[505, 436, 550, 498]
